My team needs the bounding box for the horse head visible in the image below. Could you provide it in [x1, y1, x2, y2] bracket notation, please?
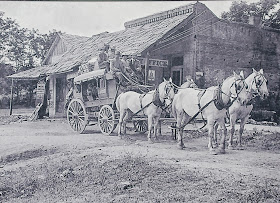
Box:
[222, 71, 249, 106]
[246, 68, 269, 100]
[159, 78, 175, 107]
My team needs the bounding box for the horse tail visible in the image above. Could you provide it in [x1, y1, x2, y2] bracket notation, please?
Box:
[171, 97, 177, 119]
[116, 93, 123, 112]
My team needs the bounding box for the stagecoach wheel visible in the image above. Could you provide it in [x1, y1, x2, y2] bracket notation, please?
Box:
[134, 120, 148, 133]
[98, 105, 116, 135]
[67, 99, 88, 134]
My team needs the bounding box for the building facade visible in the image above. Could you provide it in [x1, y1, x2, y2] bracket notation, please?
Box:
[9, 2, 280, 118]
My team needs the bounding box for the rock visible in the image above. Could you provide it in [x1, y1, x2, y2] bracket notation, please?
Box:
[119, 181, 133, 190]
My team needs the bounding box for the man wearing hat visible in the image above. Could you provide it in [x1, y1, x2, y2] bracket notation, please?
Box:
[97, 45, 109, 71]
[110, 51, 125, 83]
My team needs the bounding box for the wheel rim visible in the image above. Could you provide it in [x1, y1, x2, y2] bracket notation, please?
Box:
[98, 105, 115, 135]
[135, 120, 148, 133]
[67, 99, 87, 133]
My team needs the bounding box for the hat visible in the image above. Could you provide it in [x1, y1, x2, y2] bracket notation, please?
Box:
[115, 51, 121, 56]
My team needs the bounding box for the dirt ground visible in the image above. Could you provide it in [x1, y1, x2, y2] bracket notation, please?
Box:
[0, 117, 280, 202]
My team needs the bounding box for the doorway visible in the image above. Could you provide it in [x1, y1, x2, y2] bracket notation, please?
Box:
[171, 69, 182, 86]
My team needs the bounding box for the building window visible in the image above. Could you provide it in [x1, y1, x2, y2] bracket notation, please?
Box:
[172, 56, 184, 66]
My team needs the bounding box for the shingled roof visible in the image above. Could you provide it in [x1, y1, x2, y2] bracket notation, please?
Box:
[9, 2, 196, 78]
[7, 66, 51, 80]
[47, 3, 195, 74]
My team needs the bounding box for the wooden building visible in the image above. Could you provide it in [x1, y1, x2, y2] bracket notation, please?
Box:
[9, 2, 280, 118]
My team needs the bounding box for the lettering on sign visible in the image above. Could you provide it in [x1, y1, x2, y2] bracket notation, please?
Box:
[138, 58, 168, 67]
[149, 59, 168, 67]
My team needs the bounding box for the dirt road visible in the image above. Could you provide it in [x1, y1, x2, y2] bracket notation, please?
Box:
[0, 119, 280, 202]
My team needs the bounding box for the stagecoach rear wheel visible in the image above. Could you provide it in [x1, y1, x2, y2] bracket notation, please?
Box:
[134, 120, 148, 133]
[67, 99, 88, 134]
[98, 105, 117, 135]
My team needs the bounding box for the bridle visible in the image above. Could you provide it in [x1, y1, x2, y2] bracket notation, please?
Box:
[251, 73, 267, 97]
[221, 77, 248, 101]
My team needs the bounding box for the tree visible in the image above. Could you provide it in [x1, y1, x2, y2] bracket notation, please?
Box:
[221, 0, 280, 29]
[0, 11, 59, 107]
[0, 12, 59, 72]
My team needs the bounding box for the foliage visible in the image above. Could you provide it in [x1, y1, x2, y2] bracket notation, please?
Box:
[221, 0, 280, 29]
[0, 11, 59, 107]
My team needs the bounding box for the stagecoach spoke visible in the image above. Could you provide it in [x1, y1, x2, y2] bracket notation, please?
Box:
[67, 99, 87, 134]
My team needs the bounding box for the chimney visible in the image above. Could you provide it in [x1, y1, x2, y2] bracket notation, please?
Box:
[249, 15, 262, 27]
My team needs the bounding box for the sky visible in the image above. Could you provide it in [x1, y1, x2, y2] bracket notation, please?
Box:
[0, 1, 260, 37]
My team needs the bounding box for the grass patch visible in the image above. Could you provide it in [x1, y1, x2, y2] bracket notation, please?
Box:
[0, 152, 279, 202]
[243, 131, 280, 152]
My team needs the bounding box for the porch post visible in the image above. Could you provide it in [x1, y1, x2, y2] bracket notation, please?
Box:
[144, 52, 150, 85]
[9, 79, 14, 115]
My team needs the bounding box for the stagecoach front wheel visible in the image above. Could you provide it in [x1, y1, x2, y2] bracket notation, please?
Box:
[67, 99, 88, 134]
[98, 105, 116, 135]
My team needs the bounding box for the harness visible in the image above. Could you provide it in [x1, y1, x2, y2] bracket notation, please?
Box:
[134, 82, 174, 117]
[197, 89, 207, 128]
[214, 78, 246, 110]
[152, 87, 165, 107]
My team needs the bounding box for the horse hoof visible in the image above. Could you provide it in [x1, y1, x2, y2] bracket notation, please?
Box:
[236, 145, 244, 150]
[148, 139, 154, 144]
[209, 149, 218, 155]
[177, 144, 185, 150]
[213, 143, 218, 148]
[228, 145, 234, 150]
[218, 148, 226, 154]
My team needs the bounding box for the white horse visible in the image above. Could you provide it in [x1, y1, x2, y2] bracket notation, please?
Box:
[116, 78, 175, 142]
[214, 68, 269, 149]
[172, 71, 250, 154]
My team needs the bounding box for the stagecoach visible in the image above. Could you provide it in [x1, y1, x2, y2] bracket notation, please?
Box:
[66, 69, 151, 135]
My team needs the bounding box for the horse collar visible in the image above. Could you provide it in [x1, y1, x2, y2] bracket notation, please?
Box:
[214, 85, 235, 110]
[152, 87, 165, 108]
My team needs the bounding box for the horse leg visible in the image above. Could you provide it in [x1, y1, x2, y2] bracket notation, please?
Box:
[217, 119, 227, 154]
[176, 112, 187, 150]
[213, 122, 219, 148]
[153, 117, 160, 141]
[157, 120, 162, 137]
[207, 120, 218, 155]
[123, 110, 131, 135]
[118, 110, 127, 138]
[237, 115, 249, 150]
[147, 115, 153, 143]
[228, 114, 237, 150]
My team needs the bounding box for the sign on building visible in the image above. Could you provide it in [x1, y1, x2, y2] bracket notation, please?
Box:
[138, 58, 168, 67]
[148, 70, 156, 81]
[35, 80, 46, 105]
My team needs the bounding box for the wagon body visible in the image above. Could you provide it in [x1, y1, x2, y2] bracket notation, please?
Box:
[67, 69, 150, 135]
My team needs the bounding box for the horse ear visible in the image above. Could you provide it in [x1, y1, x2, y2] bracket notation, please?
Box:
[240, 70, 245, 79]
[252, 68, 257, 73]
[169, 77, 172, 83]
[163, 78, 167, 82]
[233, 71, 237, 77]
[259, 69, 264, 74]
